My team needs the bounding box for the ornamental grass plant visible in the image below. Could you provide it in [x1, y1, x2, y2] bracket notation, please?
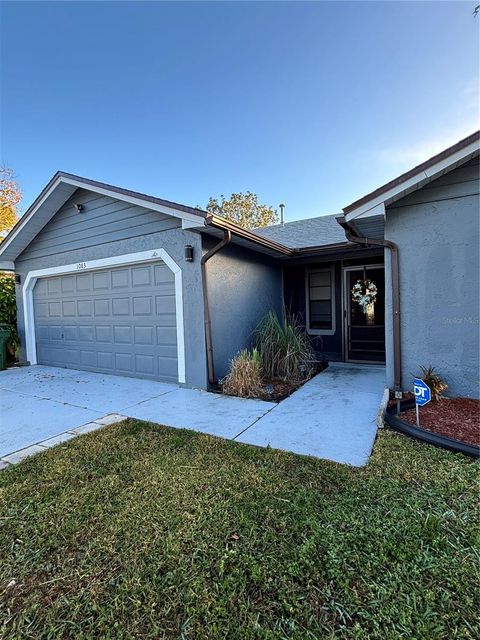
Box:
[254, 311, 314, 381]
[222, 348, 263, 398]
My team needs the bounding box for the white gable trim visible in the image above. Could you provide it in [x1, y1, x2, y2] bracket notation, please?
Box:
[22, 248, 186, 383]
[344, 139, 480, 221]
[0, 175, 205, 260]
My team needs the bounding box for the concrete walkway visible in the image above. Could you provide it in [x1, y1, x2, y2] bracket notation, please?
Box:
[0, 363, 386, 469]
[235, 363, 387, 466]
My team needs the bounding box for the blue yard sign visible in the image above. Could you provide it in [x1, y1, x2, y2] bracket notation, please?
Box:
[413, 378, 431, 406]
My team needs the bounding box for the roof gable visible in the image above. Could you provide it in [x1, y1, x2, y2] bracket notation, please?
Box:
[0, 172, 206, 267]
[343, 131, 480, 221]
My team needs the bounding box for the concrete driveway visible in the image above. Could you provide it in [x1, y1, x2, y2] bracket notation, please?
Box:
[0, 365, 273, 461]
[0, 363, 386, 468]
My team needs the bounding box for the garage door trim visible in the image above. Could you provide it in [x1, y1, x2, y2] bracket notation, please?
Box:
[22, 248, 186, 383]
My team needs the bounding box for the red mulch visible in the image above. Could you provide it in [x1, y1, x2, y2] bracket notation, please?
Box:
[401, 398, 480, 447]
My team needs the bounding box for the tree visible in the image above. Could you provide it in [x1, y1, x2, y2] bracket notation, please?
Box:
[0, 167, 21, 241]
[206, 192, 278, 229]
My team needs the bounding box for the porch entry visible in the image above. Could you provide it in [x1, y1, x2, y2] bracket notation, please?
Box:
[343, 265, 385, 364]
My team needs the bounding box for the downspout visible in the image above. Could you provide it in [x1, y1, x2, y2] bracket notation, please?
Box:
[201, 229, 232, 385]
[337, 218, 402, 394]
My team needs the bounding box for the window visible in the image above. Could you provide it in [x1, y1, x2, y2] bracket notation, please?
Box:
[306, 267, 335, 334]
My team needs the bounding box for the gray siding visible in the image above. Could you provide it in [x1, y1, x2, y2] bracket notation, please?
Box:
[16, 188, 181, 263]
[14, 188, 207, 389]
[385, 156, 480, 398]
[204, 240, 283, 380]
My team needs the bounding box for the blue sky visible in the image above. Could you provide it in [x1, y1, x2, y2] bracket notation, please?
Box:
[1, 1, 478, 221]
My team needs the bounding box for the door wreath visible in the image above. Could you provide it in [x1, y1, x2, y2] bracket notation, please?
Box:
[351, 279, 378, 313]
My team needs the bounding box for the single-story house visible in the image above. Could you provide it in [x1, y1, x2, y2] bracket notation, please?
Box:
[0, 132, 478, 397]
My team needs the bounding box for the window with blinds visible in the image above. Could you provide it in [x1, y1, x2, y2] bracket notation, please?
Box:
[307, 268, 335, 333]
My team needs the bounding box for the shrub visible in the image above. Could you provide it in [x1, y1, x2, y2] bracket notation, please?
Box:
[222, 348, 263, 398]
[254, 311, 314, 381]
[0, 272, 19, 360]
[419, 365, 448, 401]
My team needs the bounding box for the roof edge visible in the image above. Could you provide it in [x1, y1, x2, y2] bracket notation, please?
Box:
[343, 130, 480, 214]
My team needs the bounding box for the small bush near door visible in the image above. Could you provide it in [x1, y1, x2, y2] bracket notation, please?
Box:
[418, 365, 448, 401]
[254, 311, 314, 381]
[222, 348, 263, 398]
[0, 273, 19, 361]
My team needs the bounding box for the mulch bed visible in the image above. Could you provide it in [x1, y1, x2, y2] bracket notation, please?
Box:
[257, 363, 328, 401]
[257, 377, 303, 401]
[400, 398, 480, 447]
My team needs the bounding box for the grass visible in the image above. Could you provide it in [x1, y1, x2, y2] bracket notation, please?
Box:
[0, 422, 478, 640]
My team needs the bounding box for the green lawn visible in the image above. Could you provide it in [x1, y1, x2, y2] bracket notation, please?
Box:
[0, 421, 478, 640]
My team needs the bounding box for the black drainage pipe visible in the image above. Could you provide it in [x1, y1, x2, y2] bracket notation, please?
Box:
[385, 400, 479, 459]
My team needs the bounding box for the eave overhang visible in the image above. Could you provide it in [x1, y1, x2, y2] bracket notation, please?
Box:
[0, 172, 207, 264]
[342, 131, 480, 227]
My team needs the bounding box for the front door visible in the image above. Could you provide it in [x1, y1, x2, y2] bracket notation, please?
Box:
[344, 265, 385, 363]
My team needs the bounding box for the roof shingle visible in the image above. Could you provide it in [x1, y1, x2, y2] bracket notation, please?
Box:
[254, 214, 346, 249]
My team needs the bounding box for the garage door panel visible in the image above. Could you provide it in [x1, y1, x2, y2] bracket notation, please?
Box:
[48, 302, 61, 317]
[132, 266, 152, 287]
[61, 276, 75, 293]
[111, 269, 130, 288]
[158, 357, 178, 379]
[95, 326, 112, 342]
[81, 351, 97, 367]
[157, 326, 177, 344]
[154, 264, 174, 284]
[98, 351, 114, 370]
[64, 326, 78, 341]
[33, 261, 178, 382]
[112, 298, 130, 315]
[78, 326, 95, 342]
[49, 326, 63, 341]
[135, 354, 155, 375]
[155, 294, 176, 315]
[47, 278, 61, 295]
[134, 326, 154, 345]
[113, 326, 132, 343]
[77, 300, 92, 316]
[133, 296, 153, 316]
[76, 274, 92, 291]
[94, 299, 111, 316]
[93, 272, 109, 290]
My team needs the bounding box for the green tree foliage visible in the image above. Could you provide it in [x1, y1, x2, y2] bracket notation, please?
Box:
[0, 273, 19, 359]
[206, 192, 278, 229]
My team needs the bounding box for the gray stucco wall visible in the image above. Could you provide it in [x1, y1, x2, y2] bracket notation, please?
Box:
[203, 239, 283, 381]
[14, 188, 207, 389]
[385, 156, 480, 398]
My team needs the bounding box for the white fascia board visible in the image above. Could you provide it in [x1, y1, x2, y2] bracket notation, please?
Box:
[353, 202, 386, 220]
[344, 139, 480, 222]
[182, 219, 204, 229]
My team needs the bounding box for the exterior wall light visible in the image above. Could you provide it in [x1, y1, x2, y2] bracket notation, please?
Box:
[74, 203, 84, 212]
[184, 245, 194, 262]
[14, 274, 21, 284]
